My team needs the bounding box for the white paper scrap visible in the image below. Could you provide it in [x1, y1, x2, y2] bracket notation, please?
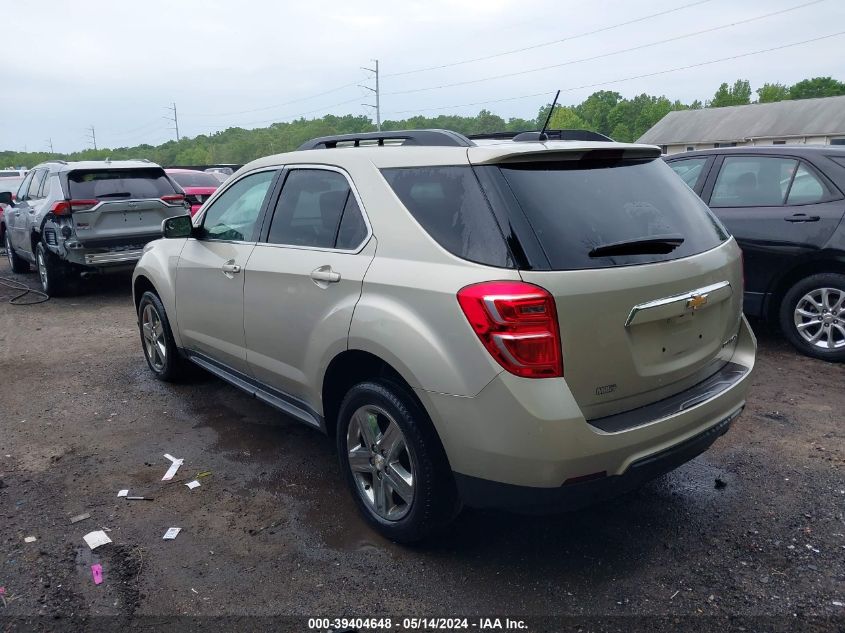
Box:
[117, 489, 129, 497]
[163, 527, 181, 540]
[162, 454, 184, 481]
[24, 536, 37, 543]
[83, 530, 113, 550]
[185, 480, 201, 490]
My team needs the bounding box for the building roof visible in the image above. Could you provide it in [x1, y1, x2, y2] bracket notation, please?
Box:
[637, 95, 845, 145]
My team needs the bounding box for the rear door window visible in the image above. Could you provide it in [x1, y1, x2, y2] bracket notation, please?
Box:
[381, 166, 512, 267]
[16, 171, 35, 200]
[489, 158, 728, 270]
[68, 168, 177, 200]
[668, 157, 708, 189]
[266, 169, 352, 249]
[710, 156, 798, 207]
[786, 164, 828, 205]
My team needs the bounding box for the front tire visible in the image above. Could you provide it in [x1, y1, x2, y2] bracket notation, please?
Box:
[336, 380, 459, 543]
[779, 273, 845, 362]
[35, 242, 70, 296]
[5, 231, 30, 273]
[138, 291, 185, 381]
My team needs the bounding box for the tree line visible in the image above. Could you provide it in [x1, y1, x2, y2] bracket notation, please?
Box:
[3, 76, 843, 169]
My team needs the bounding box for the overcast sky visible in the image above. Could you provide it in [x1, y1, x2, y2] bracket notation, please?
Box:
[3, 0, 844, 153]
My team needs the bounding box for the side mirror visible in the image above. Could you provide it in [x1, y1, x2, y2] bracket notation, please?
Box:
[0, 191, 13, 206]
[162, 214, 193, 239]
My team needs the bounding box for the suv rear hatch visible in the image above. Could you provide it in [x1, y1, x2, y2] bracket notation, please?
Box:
[65, 167, 185, 246]
[469, 146, 743, 419]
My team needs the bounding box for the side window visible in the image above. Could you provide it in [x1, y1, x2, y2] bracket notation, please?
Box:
[710, 156, 797, 207]
[28, 171, 48, 199]
[16, 171, 35, 201]
[199, 170, 275, 242]
[668, 158, 707, 189]
[266, 169, 351, 249]
[381, 166, 512, 267]
[37, 173, 53, 198]
[335, 194, 368, 250]
[786, 164, 827, 205]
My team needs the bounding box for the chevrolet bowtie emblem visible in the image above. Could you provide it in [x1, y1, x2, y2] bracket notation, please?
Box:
[687, 294, 708, 310]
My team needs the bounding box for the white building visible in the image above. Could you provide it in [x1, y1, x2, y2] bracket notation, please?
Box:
[637, 95, 845, 155]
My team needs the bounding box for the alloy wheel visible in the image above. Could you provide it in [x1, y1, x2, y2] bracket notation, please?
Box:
[793, 287, 845, 350]
[346, 405, 415, 521]
[5, 233, 12, 268]
[141, 304, 167, 371]
[36, 249, 48, 292]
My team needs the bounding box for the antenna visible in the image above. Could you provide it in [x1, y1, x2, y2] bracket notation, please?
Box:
[539, 90, 561, 140]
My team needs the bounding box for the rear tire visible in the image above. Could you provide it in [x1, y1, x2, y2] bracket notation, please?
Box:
[336, 379, 460, 543]
[779, 272, 845, 362]
[35, 242, 70, 296]
[5, 231, 30, 273]
[138, 291, 186, 382]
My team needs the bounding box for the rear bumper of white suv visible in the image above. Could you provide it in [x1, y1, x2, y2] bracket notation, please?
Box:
[416, 315, 756, 511]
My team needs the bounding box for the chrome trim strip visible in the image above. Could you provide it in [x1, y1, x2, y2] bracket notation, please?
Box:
[625, 280, 731, 328]
[83, 249, 145, 265]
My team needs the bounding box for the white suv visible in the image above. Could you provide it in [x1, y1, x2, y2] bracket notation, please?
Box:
[133, 129, 756, 542]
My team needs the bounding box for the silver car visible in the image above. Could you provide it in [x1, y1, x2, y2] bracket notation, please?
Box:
[2, 159, 187, 296]
[133, 129, 756, 542]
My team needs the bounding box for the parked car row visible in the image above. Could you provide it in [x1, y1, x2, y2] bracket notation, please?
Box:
[666, 145, 845, 362]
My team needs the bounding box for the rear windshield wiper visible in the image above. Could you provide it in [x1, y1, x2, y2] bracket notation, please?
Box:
[95, 192, 132, 198]
[588, 234, 684, 258]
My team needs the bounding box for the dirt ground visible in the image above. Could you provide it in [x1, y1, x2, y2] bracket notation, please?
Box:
[0, 254, 843, 633]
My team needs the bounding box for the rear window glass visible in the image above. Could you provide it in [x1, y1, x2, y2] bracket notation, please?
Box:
[381, 167, 512, 267]
[168, 171, 220, 188]
[68, 168, 176, 200]
[0, 171, 21, 178]
[493, 158, 728, 270]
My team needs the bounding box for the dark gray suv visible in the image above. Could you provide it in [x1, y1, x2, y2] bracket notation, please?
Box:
[2, 159, 187, 296]
[666, 146, 845, 361]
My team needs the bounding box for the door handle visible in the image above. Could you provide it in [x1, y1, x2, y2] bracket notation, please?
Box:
[221, 262, 241, 275]
[784, 213, 820, 223]
[310, 266, 341, 284]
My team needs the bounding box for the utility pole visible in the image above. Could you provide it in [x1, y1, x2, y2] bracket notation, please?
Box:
[46, 138, 54, 154]
[360, 59, 381, 131]
[86, 126, 97, 150]
[164, 102, 180, 141]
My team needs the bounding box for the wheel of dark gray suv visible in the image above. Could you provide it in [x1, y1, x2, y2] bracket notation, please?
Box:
[35, 242, 72, 296]
[336, 380, 460, 543]
[5, 231, 30, 273]
[138, 291, 186, 382]
[779, 273, 845, 362]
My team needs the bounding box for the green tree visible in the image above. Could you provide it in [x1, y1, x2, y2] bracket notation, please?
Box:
[756, 83, 789, 103]
[708, 79, 752, 107]
[576, 91, 621, 136]
[788, 76, 845, 99]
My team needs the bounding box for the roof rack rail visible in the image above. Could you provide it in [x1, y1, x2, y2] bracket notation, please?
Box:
[468, 129, 613, 143]
[297, 129, 475, 151]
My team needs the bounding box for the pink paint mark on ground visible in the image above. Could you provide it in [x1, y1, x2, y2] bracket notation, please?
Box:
[91, 564, 103, 585]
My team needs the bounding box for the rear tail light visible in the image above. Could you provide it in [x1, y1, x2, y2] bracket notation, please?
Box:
[457, 281, 563, 378]
[50, 199, 98, 215]
[161, 194, 185, 204]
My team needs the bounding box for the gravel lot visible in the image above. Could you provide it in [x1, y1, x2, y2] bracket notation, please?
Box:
[1, 255, 844, 632]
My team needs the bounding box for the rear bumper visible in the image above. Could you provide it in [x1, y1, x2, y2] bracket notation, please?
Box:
[455, 406, 741, 512]
[416, 315, 756, 504]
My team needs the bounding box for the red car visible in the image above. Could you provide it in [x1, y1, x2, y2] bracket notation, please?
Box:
[165, 169, 220, 216]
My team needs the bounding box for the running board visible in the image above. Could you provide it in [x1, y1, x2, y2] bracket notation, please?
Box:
[186, 352, 325, 433]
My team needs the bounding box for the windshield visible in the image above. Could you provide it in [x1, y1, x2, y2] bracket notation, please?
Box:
[169, 171, 220, 188]
[491, 158, 729, 270]
[68, 168, 177, 199]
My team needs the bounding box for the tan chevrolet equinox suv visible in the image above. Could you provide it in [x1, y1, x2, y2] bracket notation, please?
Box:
[132, 129, 757, 542]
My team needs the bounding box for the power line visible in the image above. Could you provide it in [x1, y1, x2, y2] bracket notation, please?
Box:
[385, 0, 827, 97]
[383, 30, 845, 116]
[382, 0, 716, 78]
